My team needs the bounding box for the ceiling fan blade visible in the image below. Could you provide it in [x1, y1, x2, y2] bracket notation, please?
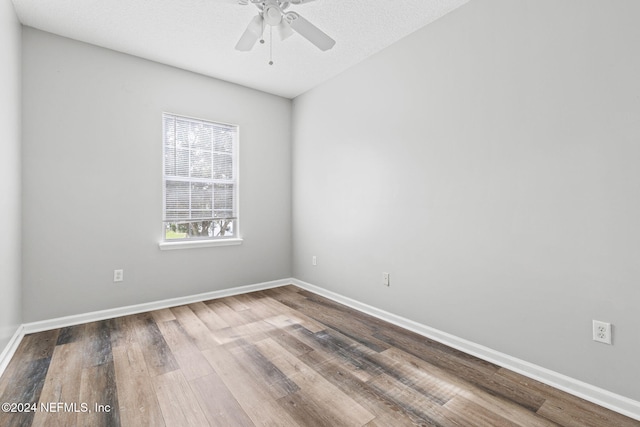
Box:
[285, 12, 335, 51]
[235, 15, 264, 51]
[277, 20, 294, 41]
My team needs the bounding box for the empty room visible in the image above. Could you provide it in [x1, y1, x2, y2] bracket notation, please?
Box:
[1, 0, 639, 425]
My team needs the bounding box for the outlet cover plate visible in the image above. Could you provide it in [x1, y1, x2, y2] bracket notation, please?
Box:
[592, 320, 612, 345]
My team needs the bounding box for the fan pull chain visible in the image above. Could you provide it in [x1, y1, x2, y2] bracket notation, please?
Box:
[259, 18, 265, 45]
[269, 26, 274, 65]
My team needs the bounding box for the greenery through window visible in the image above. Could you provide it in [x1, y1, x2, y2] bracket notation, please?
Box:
[162, 113, 238, 241]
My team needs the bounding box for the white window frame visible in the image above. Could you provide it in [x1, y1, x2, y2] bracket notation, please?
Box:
[159, 113, 242, 250]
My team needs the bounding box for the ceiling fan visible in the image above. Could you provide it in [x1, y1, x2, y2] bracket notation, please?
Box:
[233, 0, 336, 53]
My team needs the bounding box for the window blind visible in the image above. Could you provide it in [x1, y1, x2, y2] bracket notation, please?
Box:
[162, 113, 238, 240]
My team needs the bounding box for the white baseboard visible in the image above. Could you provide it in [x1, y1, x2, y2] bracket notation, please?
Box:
[0, 324, 25, 378]
[22, 278, 291, 334]
[3, 279, 290, 376]
[291, 278, 640, 422]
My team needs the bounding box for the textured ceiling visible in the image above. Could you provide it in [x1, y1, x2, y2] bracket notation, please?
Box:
[12, 0, 470, 99]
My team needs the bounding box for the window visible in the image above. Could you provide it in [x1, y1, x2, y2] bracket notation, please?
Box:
[162, 113, 238, 244]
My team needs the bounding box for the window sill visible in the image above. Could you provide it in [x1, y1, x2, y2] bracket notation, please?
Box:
[158, 238, 243, 251]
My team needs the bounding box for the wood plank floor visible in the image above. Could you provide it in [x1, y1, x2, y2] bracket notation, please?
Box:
[0, 285, 637, 427]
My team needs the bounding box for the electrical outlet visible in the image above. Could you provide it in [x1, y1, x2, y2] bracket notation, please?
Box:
[113, 269, 124, 283]
[383, 272, 390, 286]
[312, 256, 317, 266]
[592, 320, 612, 345]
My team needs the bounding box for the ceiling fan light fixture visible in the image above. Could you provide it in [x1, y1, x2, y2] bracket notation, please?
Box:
[263, 5, 283, 26]
[277, 21, 294, 40]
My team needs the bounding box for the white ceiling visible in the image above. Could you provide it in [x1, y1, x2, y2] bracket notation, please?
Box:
[12, 0, 470, 99]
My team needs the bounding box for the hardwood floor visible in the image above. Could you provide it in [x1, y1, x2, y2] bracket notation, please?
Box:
[0, 285, 637, 426]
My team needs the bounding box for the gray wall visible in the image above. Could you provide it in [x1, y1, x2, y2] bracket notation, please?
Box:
[292, 0, 640, 400]
[22, 28, 292, 322]
[0, 0, 22, 349]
